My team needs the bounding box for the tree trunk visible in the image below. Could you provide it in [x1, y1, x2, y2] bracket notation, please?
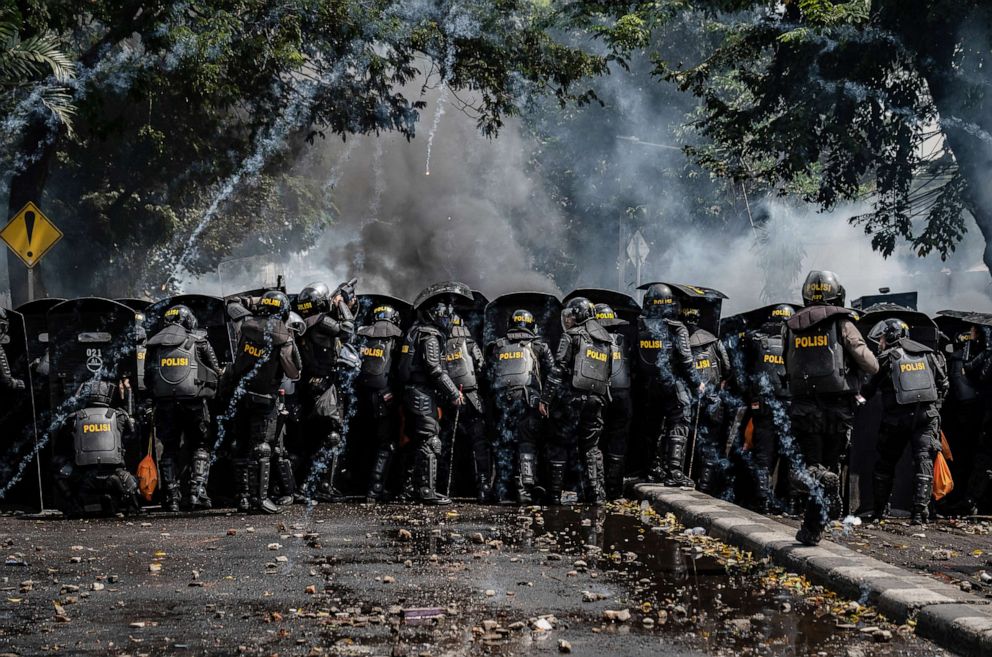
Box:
[937, 123, 992, 285]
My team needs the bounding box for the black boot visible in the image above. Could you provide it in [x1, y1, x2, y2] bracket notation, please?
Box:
[910, 474, 932, 525]
[871, 473, 893, 522]
[416, 447, 450, 506]
[647, 433, 668, 483]
[234, 459, 251, 513]
[187, 448, 213, 510]
[248, 454, 279, 514]
[546, 460, 566, 506]
[274, 458, 296, 506]
[366, 445, 394, 503]
[604, 453, 625, 500]
[581, 447, 606, 505]
[516, 449, 538, 505]
[472, 441, 494, 504]
[662, 433, 694, 488]
[159, 457, 181, 512]
[313, 449, 345, 502]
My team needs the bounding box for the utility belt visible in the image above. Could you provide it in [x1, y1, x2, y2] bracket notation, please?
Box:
[241, 390, 277, 411]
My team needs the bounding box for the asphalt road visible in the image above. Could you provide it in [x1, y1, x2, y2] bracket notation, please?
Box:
[0, 503, 947, 656]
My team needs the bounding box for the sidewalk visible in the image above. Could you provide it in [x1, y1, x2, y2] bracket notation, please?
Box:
[631, 483, 992, 657]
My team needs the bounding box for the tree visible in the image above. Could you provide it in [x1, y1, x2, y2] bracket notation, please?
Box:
[0, 9, 74, 130]
[2, 1, 605, 304]
[573, 0, 992, 282]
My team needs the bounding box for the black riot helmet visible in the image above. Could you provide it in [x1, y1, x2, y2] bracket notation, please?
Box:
[373, 304, 401, 326]
[642, 283, 680, 319]
[257, 290, 290, 318]
[593, 303, 616, 322]
[510, 309, 537, 334]
[423, 300, 455, 332]
[286, 311, 306, 337]
[801, 270, 845, 307]
[163, 304, 198, 331]
[562, 297, 595, 330]
[296, 282, 330, 317]
[78, 380, 115, 407]
[680, 305, 701, 327]
[768, 304, 795, 324]
[869, 318, 910, 346]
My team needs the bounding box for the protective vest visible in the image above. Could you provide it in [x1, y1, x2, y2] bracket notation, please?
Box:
[357, 334, 395, 390]
[233, 316, 294, 394]
[637, 319, 671, 380]
[570, 323, 612, 395]
[301, 315, 339, 377]
[889, 344, 938, 405]
[492, 337, 538, 391]
[948, 347, 978, 403]
[753, 333, 788, 398]
[609, 333, 631, 390]
[690, 329, 722, 387]
[785, 316, 855, 396]
[147, 326, 217, 399]
[73, 407, 124, 467]
[398, 323, 442, 385]
[444, 335, 478, 391]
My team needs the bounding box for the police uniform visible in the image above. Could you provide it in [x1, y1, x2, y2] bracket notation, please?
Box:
[783, 304, 878, 544]
[53, 382, 139, 516]
[863, 337, 948, 522]
[357, 317, 404, 501]
[744, 325, 792, 512]
[231, 311, 301, 514]
[545, 316, 614, 505]
[688, 327, 732, 495]
[0, 310, 25, 392]
[145, 321, 221, 511]
[595, 309, 633, 500]
[296, 298, 355, 500]
[398, 317, 461, 504]
[637, 317, 699, 486]
[441, 319, 491, 501]
[488, 326, 554, 504]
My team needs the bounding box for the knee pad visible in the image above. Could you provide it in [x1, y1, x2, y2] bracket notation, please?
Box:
[425, 435, 442, 456]
[252, 441, 272, 461]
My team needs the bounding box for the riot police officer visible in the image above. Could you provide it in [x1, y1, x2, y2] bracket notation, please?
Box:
[487, 309, 554, 504]
[744, 304, 795, 513]
[144, 305, 221, 511]
[0, 309, 25, 392]
[294, 281, 356, 501]
[399, 298, 464, 505]
[636, 284, 700, 487]
[960, 325, 992, 515]
[442, 312, 491, 502]
[358, 304, 405, 502]
[544, 297, 613, 505]
[863, 318, 948, 525]
[53, 380, 139, 516]
[783, 271, 878, 545]
[230, 290, 301, 514]
[594, 303, 633, 499]
[685, 312, 733, 495]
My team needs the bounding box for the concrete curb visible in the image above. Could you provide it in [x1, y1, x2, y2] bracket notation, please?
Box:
[631, 483, 992, 657]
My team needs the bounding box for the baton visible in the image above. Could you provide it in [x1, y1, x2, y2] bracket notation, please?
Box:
[446, 385, 463, 497]
[685, 389, 704, 482]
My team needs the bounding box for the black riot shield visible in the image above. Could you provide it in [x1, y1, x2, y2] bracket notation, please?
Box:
[116, 298, 154, 312]
[16, 298, 66, 408]
[562, 287, 637, 363]
[848, 308, 942, 515]
[46, 298, 141, 411]
[637, 282, 729, 336]
[145, 294, 237, 366]
[484, 292, 563, 349]
[355, 294, 414, 332]
[0, 308, 44, 509]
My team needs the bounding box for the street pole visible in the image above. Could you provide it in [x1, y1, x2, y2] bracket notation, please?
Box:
[27, 267, 34, 302]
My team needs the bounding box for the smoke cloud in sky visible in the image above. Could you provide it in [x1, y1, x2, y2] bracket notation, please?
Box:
[190, 76, 992, 317]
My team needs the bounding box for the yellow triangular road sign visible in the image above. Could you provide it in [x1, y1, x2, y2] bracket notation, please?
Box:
[1, 202, 63, 268]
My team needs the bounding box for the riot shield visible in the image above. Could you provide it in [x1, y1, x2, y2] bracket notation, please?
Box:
[484, 292, 563, 349]
[145, 294, 237, 366]
[355, 294, 414, 332]
[46, 298, 141, 410]
[637, 282, 728, 336]
[116, 298, 154, 312]
[857, 308, 940, 352]
[0, 308, 44, 509]
[563, 288, 640, 325]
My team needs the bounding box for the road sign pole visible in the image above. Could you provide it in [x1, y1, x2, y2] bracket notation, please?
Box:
[27, 267, 34, 302]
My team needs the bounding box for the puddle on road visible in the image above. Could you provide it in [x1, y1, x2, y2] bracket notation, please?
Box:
[345, 504, 939, 657]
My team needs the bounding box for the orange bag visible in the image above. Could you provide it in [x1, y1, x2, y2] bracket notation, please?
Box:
[940, 431, 953, 462]
[136, 433, 158, 502]
[932, 451, 953, 501]
[742, 419, 755, 451]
